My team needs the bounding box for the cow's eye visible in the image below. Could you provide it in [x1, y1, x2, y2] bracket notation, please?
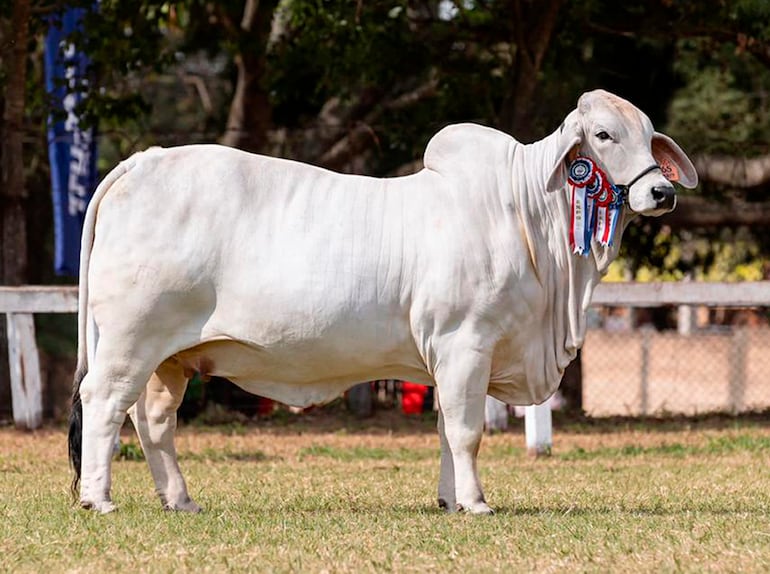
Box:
[596, 131, 612, 142]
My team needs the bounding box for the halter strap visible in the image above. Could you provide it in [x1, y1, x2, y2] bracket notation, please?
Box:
[610, 163, 661, 208]
[614, 164, 661, 194]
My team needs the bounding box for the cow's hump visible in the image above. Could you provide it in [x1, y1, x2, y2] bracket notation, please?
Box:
[423, 123, 514, 176]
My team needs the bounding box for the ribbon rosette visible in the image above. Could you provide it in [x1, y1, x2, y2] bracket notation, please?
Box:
[567, 156, 625, 255]
[568, 157, 595, 187]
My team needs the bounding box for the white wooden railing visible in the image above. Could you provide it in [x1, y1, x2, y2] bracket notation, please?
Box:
[4, 283, 770, 437]
[1, 286, 77, 429]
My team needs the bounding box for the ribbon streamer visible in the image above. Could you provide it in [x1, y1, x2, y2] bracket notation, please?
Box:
[568, 156, 624, 255]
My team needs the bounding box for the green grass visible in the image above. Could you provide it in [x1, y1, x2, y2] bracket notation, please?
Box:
[561, 433, 770, 461]
[298, 444, 436, 462]
[2, 419, 770, 573]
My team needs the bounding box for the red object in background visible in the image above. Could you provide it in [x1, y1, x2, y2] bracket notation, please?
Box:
[257, 397, 274, 416]
[401, 382, 428, 415]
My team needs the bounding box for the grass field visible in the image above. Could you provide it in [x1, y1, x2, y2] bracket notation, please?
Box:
[2, 410, 770, 573]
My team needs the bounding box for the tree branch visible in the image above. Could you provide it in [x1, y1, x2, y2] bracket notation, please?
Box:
[241, 0, 260, 30]
[316, 74, 439, 171]
[693, 153, 770, 188]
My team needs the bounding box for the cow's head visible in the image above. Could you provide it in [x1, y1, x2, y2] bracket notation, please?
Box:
[546, 89, 697, 215]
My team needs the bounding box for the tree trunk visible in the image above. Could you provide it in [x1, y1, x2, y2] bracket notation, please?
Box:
[0, 0, 30, 423]
[316, 76, 439, 172]
[499, 0, 563, 139]
[220, 0, 279, 153]
[2, 0, 30, 286]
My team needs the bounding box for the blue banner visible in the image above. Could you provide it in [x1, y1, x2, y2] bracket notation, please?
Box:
[45, 7, 98, 276]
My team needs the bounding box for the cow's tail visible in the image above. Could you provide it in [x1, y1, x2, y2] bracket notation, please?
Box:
[68, 151, 149, 499]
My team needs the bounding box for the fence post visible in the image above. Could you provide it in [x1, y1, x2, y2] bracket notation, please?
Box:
[729, 327, 748, 413]
[677, 305, 695, 335]
[484, 396, 508, 432]
[525, 401, 552, 457]
[6, 312, 42, 430]
[640, 327, 651, 416]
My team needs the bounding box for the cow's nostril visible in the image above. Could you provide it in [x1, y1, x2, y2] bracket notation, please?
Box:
[651, 185, 676, 209]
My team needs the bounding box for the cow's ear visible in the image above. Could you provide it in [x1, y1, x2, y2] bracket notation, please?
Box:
[652, 132, 698, 189]
[546, 114, 582, 193]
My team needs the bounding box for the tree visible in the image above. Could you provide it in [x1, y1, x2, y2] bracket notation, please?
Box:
[1, 0, 30, 286]
[1, 1, 769, 289]
[211, 0, 279, 151]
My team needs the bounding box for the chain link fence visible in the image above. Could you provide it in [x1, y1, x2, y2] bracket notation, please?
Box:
[580, 303, 770, 417]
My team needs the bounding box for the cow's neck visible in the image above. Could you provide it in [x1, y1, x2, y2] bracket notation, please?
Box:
[514, 129, 628, 354]
[531, 127, 627, 270]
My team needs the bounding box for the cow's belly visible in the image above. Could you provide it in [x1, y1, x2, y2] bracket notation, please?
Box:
[171, 334, 433, 408]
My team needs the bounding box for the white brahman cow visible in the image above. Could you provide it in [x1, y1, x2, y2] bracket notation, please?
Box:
[68, 89, 697, 514]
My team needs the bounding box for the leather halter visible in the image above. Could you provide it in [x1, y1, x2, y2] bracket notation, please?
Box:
[612, 164, 662, 205]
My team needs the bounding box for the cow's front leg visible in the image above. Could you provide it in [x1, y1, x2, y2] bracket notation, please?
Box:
[435, 351, 493, 515]
[128, 360, 200, 512]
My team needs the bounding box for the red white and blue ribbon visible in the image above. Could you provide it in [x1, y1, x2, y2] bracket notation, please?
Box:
[568, 156, 624, 256]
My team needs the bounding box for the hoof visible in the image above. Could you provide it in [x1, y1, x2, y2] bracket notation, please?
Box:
[163, 499, 202, 513]
[80, 500, 117, 514]
[438, 498, 456, 512]
[456, 501, 495, 515]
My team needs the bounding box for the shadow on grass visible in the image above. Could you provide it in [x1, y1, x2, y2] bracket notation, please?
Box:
[182, 499, 769, 517]
[179, 403, 770, 439]
[493, 502, 770, 517]
[114, 443, 275, 464]
[554, 409, 770, 435]
[180, 449, 273, 463]
[182, 405, 440, 437]
[297, 444, 437, 462]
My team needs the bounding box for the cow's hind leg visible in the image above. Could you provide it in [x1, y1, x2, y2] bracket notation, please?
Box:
[78, 358, 152, 513]
[128, 359, 200, 512]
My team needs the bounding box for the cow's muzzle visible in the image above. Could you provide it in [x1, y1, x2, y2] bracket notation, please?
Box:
[651, 184, 676, 211]
[614, 163, 673, 212]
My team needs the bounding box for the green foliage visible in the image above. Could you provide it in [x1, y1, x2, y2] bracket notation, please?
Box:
[182, 447, 268, 462]
[116, 440, 145, 461]
[270, 0, 423, 122]
[561, 433, 770, 461]
[34, 314, 77, 357]
[561, 442, 690, 461]
[297, 444, 435, 462]
[6, 0, 770, 286]
[729, 0, 770, 41]
[43, 1, 178, 127]
[667, 40, 770, 156]
[32, 0, 770, 169]
[617, 224, 766, 282]
[268, 0, 445, 171]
